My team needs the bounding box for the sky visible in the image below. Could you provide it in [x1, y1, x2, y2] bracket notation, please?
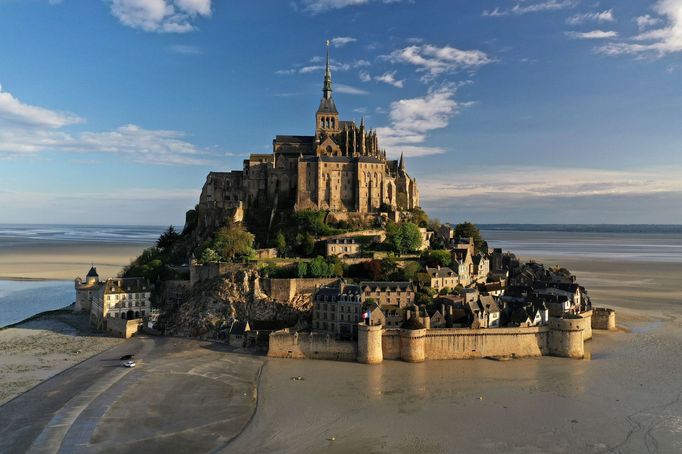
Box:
[1, 0, 681, 226]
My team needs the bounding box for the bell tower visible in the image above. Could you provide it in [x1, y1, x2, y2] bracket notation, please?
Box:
[316, 40, 340, 138]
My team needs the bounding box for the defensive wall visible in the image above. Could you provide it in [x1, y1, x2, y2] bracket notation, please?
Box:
[268, 317, 585, 363]
[268, 330, 357, 361]
[106, 316, 143, 339]
[592, 307, 617, 330]
[190, 262, 243, 285]
[262, 278, 339, 303]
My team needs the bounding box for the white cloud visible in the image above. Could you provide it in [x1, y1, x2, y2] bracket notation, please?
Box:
[168, 44, 202, 54]
[565, 30, 618, 40]
[636, 14, 662, 30]
[483, 0, 576, 17]
[0, 84, 83, 129]
[277, 58, 366, 75]
[0, 125, 215, 165]
[0, 84, 216, 165]
[331, 36, 357, 48]
[334, 84, 368, 95]
[597, 0, 682, 56]
[359, 70, 405, 87]
[298, 0, 399, 14]
[420, 165, 682, 202]
[376, 85, 465, 157]
[566, 9, 615, 25]
[374, 71, 405, 88]
[385, 44, 493, 78]
[109, 0, 212, 33]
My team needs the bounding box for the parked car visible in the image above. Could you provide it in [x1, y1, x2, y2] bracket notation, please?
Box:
[123, 360, 136, 368]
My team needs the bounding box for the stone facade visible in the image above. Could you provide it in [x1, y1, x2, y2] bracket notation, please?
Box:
[194, 44, 419, 225]
[76, 267, 151, 331]
[592, 307, 616, 330]
[268, 318, 586, 362]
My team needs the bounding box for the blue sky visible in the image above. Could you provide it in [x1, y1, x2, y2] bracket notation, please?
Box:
[1, 0, 681, 225]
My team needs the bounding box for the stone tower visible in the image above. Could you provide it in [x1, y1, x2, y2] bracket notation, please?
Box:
[400, 317, 426, 363]
[357, 323, 383, 364]
[315, 40, 340, 138]
[548, 316, 584, 359]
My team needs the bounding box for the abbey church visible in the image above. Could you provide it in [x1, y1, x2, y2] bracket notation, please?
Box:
[198, 44, 420, 220]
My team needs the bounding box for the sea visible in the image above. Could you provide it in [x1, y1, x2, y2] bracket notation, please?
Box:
[0, 224, 680, 327]
[0, 224, 165, 327]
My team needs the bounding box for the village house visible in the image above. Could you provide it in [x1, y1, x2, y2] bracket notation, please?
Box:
[466, 294, 501, 328]
[228, 320, 250, 347]
[472, 254, 490, 282]
[326, 238, 361, 258]
[76, 267, 152, 332]
[425, 265, 459, 290]
[360, 281, 415, 307]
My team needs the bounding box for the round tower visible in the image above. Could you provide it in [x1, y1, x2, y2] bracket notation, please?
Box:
[357, 323, 383, 365]
[548, 316, 585, 359]
[400, 317, 426, 363]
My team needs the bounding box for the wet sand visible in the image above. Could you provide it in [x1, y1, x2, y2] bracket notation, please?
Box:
[225, 254, 682, 453]
[0, 242, 149, 280]
[0, 313, 124, 405]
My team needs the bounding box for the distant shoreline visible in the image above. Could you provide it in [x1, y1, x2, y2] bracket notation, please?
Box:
[0, 305, 74, 331]
[479, 224, 682, 234]
[0, 276, 70, 282]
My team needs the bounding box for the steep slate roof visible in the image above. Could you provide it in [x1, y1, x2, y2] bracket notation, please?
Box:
[401, 317, 425, 330]
[229, 321, 249, 336]
[103, 277, 149, 295]
[317, 97, 338, 114]
[274, 135, 315, 144]
[86, 266, 98, 277]
[360, 281, 413, 292]
[425, 266, 456, 278]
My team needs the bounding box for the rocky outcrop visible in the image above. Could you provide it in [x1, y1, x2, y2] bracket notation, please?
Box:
[163, 268, 311, 338]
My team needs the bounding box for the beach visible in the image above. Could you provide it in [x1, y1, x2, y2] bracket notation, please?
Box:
[0, 312, 124, 406]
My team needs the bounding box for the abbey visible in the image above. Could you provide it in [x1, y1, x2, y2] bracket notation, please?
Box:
[198, 44, 419, 220]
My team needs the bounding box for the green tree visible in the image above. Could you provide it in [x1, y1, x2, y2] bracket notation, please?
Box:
[402, 261, 422, 282]
[156, 225, 180, 250]
[200, 248, 221, 263]
[309, 256, 329, 277]
[386, 222, 423, 254]
[454, 222, 486, 253]
[296, 262, 308, 278]
[274, 231, 287, 257]
[213, 223, 255, 262]
[422, 250, 452, 267]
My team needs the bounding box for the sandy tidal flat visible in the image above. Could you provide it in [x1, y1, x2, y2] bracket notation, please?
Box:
[0, 313, 123, 405]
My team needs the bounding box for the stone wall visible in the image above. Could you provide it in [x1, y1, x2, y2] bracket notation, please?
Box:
[592, 308, 616, 330]
[577, 310, 593, 340]
[381, 329, 401, 360]
[262, 278, 339, 303]
[268, 330, 357, 361]
[106, 316, 142, 339]
[423, 327, 548, 360]
[190, 262, 242, 285]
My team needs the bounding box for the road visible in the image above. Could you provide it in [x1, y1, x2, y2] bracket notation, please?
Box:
[0, 336, 264, 454]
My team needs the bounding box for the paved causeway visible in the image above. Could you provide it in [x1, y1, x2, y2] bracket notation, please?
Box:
[0, 337, 264, 454]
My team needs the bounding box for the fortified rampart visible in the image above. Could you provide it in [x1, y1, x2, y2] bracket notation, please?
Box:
[262, 278, 339, 303]
[268, 317, 586, 363]
[592, 308, 617, 330]
[268, 330, 357, 361]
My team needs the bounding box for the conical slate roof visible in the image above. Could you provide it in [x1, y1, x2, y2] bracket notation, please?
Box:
[86, 266, 98, 277]
[401, 317, 425, 330]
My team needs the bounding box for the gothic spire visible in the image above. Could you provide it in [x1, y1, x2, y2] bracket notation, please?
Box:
[323, 39, 332, 100]
[399, 152, 405, 171]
